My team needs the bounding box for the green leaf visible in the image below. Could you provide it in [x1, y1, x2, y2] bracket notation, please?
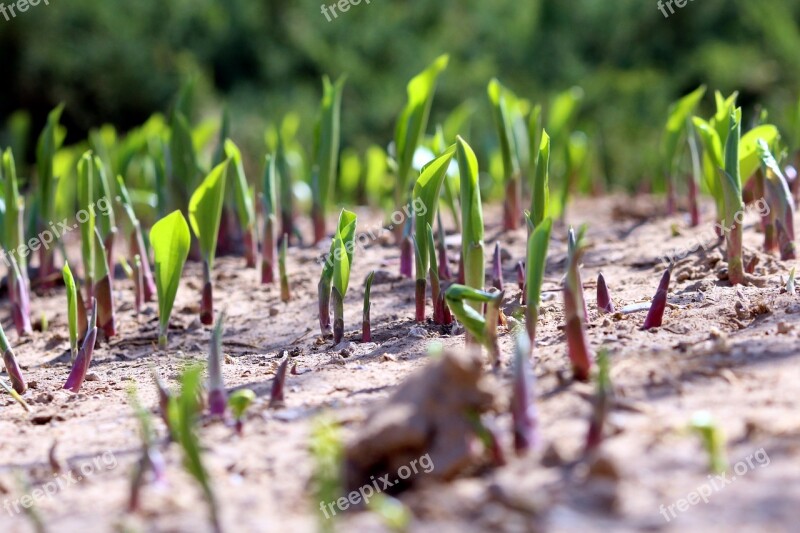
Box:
[394, 55, 449, 203]
[739, 124, 779, 184]
[261, 155, 277, 218]
[526, 217, 552, 311]
[312, 75, 346, 211]
[150, 210, 191, 340]
[445, 284, 502, 346]
[2, 149, 23, 271]
[321, 209, 357, 284]
[228, 389, 256, 421]
[36, 103, 65, 227]
[77, 152, 96, 283]
[413, 145, 456, 280]
[456, 136, 484, 306]
[663, 85, 706, 175]
[189, 160, 229, 266]
[92, 155, 116, 236]
[223, 140, 256, 230]
[487, 78, 519, 182]
[331, 209, 358, 297]
[62, 262, 78, 357]
[530, 131, 551, 227]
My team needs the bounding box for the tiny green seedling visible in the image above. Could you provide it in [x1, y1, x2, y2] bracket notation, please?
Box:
[362, 271, 375, 342]
[690, 411, 728, 474]
[525, 215, 552, 344]
[150, 210, 192, 348]
[445, 284, 504, 367]
[228, 389, 256, 436]
[456, 137, 485, 321]
[62, 262, 79, 362]
[318, 210, 357, 340]
[223, 140, 258, 267]
[0, 318, 26, 394]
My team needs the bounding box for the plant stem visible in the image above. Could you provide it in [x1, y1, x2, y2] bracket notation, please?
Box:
[332, 287, 345, 344]
[201, 261, 213, 326]
[261, 216, 275, 284]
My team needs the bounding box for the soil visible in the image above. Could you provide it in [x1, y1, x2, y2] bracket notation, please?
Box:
[1, 195, 799, 533]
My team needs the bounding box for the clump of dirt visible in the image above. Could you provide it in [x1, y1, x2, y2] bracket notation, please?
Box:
[345, 348, 497, 491]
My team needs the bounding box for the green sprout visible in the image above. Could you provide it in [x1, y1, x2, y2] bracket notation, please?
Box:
[310, 414, 344, 533]
[362, 271, 375, 342]
[168, 366, 222, 533]
[116, 175, 157, 300]
[189, 160, 230, 325]
[261, 155, 278, 284]
[318, 210, 357, 339]
[279, 235, 290, 303]
[525, 216, 552, 344]
[223, 140, 258, 267]
[690, 411, 728, 474]
[150, 210, 191, 348]
[35, 103, 65, 286]
[62, 262, 79, 362]
[663, 85, 706, 213]
[445, 284, 504, 367]
[311, 75, 347, 244]
[720, 109, 745, 285]
[455, 136, 485, 323]
[412, 145, 456, 321]
[488, 78, 524, 230]
[331, 211, 358, 343]
[530, 130, 551, 228]
[228, 389, 256, 436]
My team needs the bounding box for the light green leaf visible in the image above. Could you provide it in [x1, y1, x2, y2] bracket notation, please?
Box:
[189, 160, 229, 266]
[150, 210, 191, 340]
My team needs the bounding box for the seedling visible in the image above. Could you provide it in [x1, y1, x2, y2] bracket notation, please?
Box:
[318, 210, 357, 339]
[93, 228, 117, 337]
[596, 272, 614, 314]
[413, 145, 456, 321]
[525, 216, 552, 344]
[436, 213, 452, 280]
[488, 79, 523, 230]
[78, 152, 97, 301]
[116, 176, 157, 301]
[393, 55, 449, 226]
[362, 271, 375, 342]
[690, 411, 727, 474]
[0, 376, 30, 412]
[269, 355, 289, 409]
[564, 226, 593, 382]
[92, 155, 117, 273]
[310, 415, 344, 533]
[530, 131, 551, 228]
[279, 236, 290, 303]
[758, 139, 796, 260]
[261, 155, 277, 284]
[62, 262, 79, 362]
[663, 86, 706, 214]
[585, 349, 612, 455]
[275, 133, 295, 244]
[512, 334, 538, 454]
[642, 269, 670, 330]
[189, 160, 229, 325]
[150, 210, 191, 348]
[720, 109, 745, 285]
[128, 386, 166, 513]
[787, 267, 796, 294]
[491, 243, 504, 291]
[64, 298, 98, 393]
[445, 285, 504, 367]
[7, 255, 32, 336]
[167, 366, 222, 533]
[311, 75, 346, 244]
[223, 140, 257, 267]
[35, 104, 65, 286]
[228, 389, 255, 437]
[2, 149, 31, 336]
[207, 312, 227, 418]
[456, 137, 485, 324]
[0, 322, 26, 394]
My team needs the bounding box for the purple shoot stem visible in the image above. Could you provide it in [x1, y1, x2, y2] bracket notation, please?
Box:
[208, 312, 227, 418]
[491, 242, 504, 291]
[642, 269, 670, 330]
[64, 298, 98, 393]
[0, 323, 26, 393]
[269, 355, 289, 409]
[596, 272, 615, 314]
[512, 334, 538, 454]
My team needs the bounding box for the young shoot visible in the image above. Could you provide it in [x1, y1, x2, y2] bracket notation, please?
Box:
[642, 269, 670, 330]
[318, 210, 357, 339]
[720, 109, 745, 285]
[279, 236, 290, 303]
[525, 216, 552, 344]
[223, 140, 258, 267]
[35, 104, 64, 287]
[585, 349, 612, 455]
[596, 272, 615, 314]
[488, 79, 523, 230]
[413, 145, 456, 321]
[311, 75, 346, 244]
[530, 131, 551, 228]
[456, 137, 485, 324]
[564, 226, 593, 382]
[116, 175, 157, 301]
[62, 262, 79, 362]
[445, 284, 504, 368]
[64, 298, 98, 393]
[512, 334, 538, 454]
[690, 411, 727, 474]
[0, 321, 26, 394]
[208, 312, 227, 418]
[189, 160, 229, 325]
[93, 228, 117, 337]
[362, 271, 375, 342]
[150, 210, 191, 348]
[228, 389, 256, 436]
[261, 155, 278, 284]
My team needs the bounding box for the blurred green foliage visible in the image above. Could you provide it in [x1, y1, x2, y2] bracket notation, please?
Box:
[1, 0, 800, 190]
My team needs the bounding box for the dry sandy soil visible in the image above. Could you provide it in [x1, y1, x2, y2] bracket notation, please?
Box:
[1, 196, 799, 533]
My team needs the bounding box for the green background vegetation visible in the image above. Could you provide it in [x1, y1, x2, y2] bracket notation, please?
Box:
[1, 0, 799, 190]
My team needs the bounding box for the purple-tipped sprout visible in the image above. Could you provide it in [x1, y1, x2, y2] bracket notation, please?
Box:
[8, 255, 32, 336]
[0, 323, 26, 394]
[64, 298, 98, 393]
[400, 236, 413, 278]
[269, 355, 289, 409]
[512, 335, 538, 454]
[130, 228, 156, 302]
[436, 213, 452, 280]
[207, 312, 227, 418]
[517, 261, 526, 304]
[642, 269, 670, 330]
[491, 242, 504, 291]
[596, 272, 615, 314]
[585, 349, 611, 455]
